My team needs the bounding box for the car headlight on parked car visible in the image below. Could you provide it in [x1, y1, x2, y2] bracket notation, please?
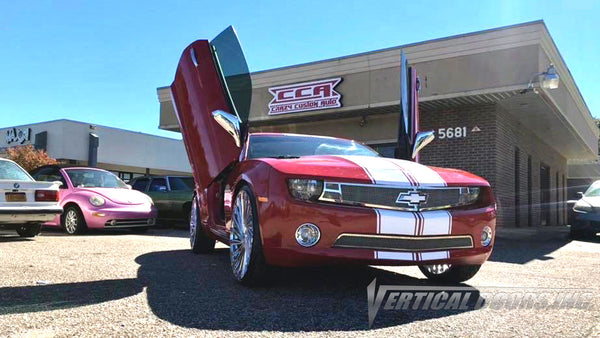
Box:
[458, 187, 480, 205]
[287, 179, 323, 201]
[573, 200, 593, 213]
[89, 195, 105, 207]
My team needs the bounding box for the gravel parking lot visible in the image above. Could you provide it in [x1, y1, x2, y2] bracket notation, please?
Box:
[0, 227, 598, 337]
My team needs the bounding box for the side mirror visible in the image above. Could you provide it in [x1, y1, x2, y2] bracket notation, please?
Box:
[412, 131, 435, 159]
[126, 184, 132, 190]
[577, 192, 584, 198]
[212, 110, 241, 147]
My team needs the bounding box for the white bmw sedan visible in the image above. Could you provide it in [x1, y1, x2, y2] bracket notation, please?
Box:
[0, 158, 62, 237]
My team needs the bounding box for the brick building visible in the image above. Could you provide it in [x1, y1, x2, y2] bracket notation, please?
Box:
[157, 21, 597, 228]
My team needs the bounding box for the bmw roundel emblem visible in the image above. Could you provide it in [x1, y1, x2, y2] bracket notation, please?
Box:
[13, 183, 20, 189]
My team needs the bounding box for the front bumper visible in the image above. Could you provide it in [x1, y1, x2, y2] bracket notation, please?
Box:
[258, 194, 496, 267]
[0, 207, 63, 224]
[82, 204, 157, 228]
[573, 212, 600, 232]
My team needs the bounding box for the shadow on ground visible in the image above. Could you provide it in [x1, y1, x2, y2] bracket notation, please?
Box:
[0, 234, 32, 243]
[489, 227, 599, 264]
[0, 279, 142, 315]
[135, 249, 482, 331]
[0, 247, 483, 331]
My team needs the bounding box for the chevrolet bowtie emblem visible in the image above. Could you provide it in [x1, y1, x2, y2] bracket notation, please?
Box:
[396, 191, 428, 207]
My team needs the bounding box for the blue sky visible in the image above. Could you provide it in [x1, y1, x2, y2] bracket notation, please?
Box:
[1, 0, 598, 139]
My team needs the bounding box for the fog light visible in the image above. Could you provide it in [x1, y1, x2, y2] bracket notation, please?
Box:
[295, 223, 320, 247]
[481, 226, 493, 246]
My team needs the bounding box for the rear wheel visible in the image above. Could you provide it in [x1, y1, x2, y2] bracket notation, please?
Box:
[190, 196, 215, 254]
[230, 186, 269, 286]
[419, 264, 481, 283]
[16, 224, 42, 237]
[62, 205, 86, 235]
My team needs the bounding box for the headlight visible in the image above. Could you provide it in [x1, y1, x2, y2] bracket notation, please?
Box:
[89, 195, 105, 207]
[573, 200, 592, 213]
[458, 187, 480, 205]
[287, 179, 323, 201]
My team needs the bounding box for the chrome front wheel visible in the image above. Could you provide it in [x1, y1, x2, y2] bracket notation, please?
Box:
[418, 264, 481, 283]
[230, 189, 254, 280]
[229, 186, 269, 285]
[423, 264, 451, 275]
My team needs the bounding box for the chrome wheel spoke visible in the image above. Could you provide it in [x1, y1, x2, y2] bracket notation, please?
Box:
[425, 263, 451, 275]
[230, 190, 254, 280]
[189, 200, 197, 247]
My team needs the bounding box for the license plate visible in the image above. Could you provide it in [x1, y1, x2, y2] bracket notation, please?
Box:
[5, 192, 26, 202]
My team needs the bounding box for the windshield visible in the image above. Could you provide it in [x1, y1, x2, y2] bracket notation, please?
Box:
[584, 181, 600, 197]
[0, 160, 33, 181]
[66, 169, 128, 189]
[247, 134, 380, 159]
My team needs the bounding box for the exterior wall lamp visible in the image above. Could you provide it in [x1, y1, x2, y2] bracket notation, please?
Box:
[522, 64, 560, 93]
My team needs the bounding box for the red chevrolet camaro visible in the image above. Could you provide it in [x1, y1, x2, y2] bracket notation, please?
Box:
[170, 27, 497, 285]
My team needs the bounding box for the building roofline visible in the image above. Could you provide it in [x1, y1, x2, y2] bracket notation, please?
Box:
[251, 20, 545, 75]
[0, 118, 182, 142]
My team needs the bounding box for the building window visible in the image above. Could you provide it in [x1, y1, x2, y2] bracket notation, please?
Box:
[514, 147, 520, 227]
[527, 155, 532, 227]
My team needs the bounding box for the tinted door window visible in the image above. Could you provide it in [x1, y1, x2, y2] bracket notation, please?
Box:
[132, 178, 149, 192]
[168, 177, 194, 191]
[149, 178, 168, 192]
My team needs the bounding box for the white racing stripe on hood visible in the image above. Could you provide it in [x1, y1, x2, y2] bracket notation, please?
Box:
[335, 155, 411, 185]
[336, 155, 446, 187]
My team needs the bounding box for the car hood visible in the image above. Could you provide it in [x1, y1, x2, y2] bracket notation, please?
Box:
[258, 155, 489, 187]
[76, 188, 149, 205]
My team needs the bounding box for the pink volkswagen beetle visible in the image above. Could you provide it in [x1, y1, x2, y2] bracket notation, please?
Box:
[30, 166, 157, 234]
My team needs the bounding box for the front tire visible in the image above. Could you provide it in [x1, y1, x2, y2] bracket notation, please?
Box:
[62, 205, 86, 235]
[419, 264, 481, 283]
[16, 224, 42, 237]
[190, 196, 215, 254]
[230, 185, 269, 286]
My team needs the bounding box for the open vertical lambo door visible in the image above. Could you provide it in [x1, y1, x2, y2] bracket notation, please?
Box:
[170, 26, 251, 192]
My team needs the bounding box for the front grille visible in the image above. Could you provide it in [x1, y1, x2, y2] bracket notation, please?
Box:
[333, 233, 473, 252]
[319, 182, 479, 212]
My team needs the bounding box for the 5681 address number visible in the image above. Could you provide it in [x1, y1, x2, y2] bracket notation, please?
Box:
[437, 127, 468, 139]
